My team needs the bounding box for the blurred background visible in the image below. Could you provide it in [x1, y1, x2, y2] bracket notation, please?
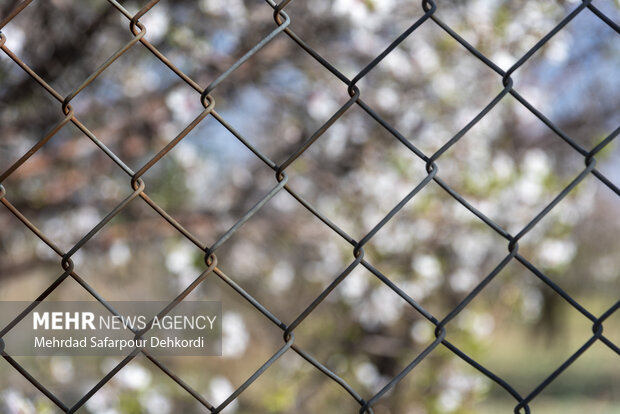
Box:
[0, 0, 619, 413]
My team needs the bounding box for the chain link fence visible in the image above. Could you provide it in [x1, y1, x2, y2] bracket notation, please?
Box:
[0, 0, 618, 412]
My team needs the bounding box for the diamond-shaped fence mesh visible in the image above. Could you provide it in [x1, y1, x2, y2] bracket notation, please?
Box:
[0, 0, 618, 413]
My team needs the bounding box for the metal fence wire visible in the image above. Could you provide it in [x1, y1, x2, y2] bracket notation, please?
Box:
[0, 0, 619, 412]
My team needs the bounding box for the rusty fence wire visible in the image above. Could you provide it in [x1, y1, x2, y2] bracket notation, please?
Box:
[0, 0, 619, 413]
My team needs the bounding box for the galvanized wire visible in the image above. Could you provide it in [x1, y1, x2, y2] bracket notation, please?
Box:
[0, 0, 618, 413]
